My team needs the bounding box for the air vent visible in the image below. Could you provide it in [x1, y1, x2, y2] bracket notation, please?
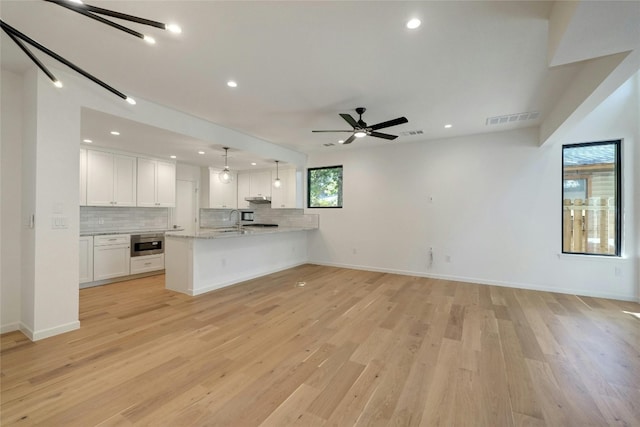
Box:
[398, 130, 424, 136]
[323, 143, 336, 147]
[486, 111, 540, 126]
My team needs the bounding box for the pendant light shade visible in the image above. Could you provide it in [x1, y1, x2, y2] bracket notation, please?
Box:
[218, 147, 233, 184]
[273, 160, 281, 188]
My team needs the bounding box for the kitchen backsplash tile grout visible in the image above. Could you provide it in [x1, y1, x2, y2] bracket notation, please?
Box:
[200, 203, 318, 229]
[80, 206, 170, 233]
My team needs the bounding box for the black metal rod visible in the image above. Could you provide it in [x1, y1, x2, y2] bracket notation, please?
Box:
[43, 0, 166, 30]
[44, 0, 145, 40]
[0, 20, 128, 101]
[1, 26, 58, 83]
[83, 4, 166, 29]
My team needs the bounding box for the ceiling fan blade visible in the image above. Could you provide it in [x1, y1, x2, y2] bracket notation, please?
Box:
[342, 134, 357, 145]
[369, 116, 408, 131]
[369, 131, 398, 140]
[311, 130, 354, 133]
[339, 113, 359, 128]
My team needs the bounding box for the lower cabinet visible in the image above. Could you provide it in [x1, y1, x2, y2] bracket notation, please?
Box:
[93, 235, 131, 281]
[130, 254, 165, 275]
[79, 236, 93, 283]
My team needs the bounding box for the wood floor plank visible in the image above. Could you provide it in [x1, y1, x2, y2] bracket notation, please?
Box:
[1, 265, 638, 426]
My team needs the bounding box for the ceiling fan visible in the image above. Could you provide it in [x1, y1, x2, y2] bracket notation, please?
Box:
[312, 107, 408, 145]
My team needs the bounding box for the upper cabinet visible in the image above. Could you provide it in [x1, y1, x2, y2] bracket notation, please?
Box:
[237, 170, 272, 207]
[201, 168, 237, 209]
[271, 168, 299, 209]
[137, 158, 176, 207]
[86, 150, 137, 207]
[80, 148, 87, 206]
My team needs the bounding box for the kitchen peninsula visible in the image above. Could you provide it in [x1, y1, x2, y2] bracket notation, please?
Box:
[165, 224, 317, 296]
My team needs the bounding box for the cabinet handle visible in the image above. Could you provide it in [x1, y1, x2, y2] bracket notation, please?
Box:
[144, 262, 152, 266]
[108, 238, 117, 241]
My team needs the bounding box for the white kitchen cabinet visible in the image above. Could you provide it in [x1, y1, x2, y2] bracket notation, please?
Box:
[237, 173, 251, 209]
[79, 149, 87, 206]
[86, 150, 137, 207]
[202, 168, 237, 209]
[93, 234, 131, 281]
[130, 254, 165, 275]
[271, 168, 298, 209]
[137, 158, 176, 207]
[250, 171, 272, 198]
[237, 170, 272, 206]
[79, 236, 93, 284]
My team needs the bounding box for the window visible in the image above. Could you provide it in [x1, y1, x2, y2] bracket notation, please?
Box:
[307, 166, 343, 208]
[562, 140, 621, 256]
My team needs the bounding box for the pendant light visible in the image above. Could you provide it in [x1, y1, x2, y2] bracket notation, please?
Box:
[273, 160, 282, 188]
[218, 147, 233, 184]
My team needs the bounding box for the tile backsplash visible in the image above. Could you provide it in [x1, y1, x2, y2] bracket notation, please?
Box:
[80, 206, 170, 233]
[200, 203, 318, 229]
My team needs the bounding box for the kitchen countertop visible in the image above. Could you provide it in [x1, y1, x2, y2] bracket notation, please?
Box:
[80, 228, 182, 237]
[165, 225, 317, 239]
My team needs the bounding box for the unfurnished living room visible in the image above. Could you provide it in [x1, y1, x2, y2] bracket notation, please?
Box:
[1, 1, 639, 426]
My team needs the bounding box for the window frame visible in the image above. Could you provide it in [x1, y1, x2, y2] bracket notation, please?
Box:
[307, 165, 343, 209]
[561, 139, 622, 257]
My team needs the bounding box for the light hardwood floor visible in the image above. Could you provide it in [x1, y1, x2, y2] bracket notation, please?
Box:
[1, 265, 639, 426]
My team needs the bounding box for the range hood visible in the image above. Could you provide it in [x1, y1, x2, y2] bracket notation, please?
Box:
[245, 196, 271, 204]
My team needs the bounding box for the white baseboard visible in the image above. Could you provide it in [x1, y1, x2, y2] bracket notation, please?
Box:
[1, 322, 21, 334]
[310, 261, 639, 302]
[26, 321, 81, 341]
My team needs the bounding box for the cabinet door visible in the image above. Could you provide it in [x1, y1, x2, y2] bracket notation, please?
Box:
[272, 169, 297, 209]
[79, 236, 93, 284]
[86, 150, 115, 206]
[250, 171, 272, 198]
[93, 245, 130, 280]
[79, 149, 87, 206]
[156, 161, 176, 207]
[237, 173, 251, 209]
[209, 169, 237, 209]
[136, 158, 157, 207]
[113, 155, 137, 206]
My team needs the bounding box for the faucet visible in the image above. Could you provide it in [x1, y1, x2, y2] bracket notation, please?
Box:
[228, 209, 241, 230]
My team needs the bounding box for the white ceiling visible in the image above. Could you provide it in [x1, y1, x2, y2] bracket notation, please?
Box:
[0, 1, 636, 164]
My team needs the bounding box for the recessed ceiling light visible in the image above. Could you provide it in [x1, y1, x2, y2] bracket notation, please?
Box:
[126, 97, 136, 105]
[143, 35, 156, 45]
[198, 151, 205, 155]
[110, 131, 120, 136]
[251, 162, 257, 166]
[406, 18, 421, 29]
[53, 80, 63, 88]
[444, 124, 452, 128]
[227, 80, 238, 88]
[83, 139, 92, 143]
[170, 155, 177, 159]
[338, 140, 345, 144]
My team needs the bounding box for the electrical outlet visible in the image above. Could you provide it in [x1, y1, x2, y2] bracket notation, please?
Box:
[221, 258, 226, 267]
[445, 255, 451, 263]
[352, 248, 357, 255]
[98, 217, 104, 225]
[614, 267, 621, 277]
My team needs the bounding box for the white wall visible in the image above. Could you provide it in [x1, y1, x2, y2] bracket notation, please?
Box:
[0, 65, 308, 340]
[1, 70, 23, 332]
[306, 75, 639, 301]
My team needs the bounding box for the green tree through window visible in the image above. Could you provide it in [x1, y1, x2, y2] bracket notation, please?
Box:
[308, 166, 343, 208]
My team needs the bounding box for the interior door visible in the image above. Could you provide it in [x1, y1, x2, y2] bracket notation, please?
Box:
[175, 180, 196, 234]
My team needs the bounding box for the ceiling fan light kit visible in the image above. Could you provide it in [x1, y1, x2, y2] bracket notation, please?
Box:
[312, 107, 408, 145]
[0, 0, 181, 103]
